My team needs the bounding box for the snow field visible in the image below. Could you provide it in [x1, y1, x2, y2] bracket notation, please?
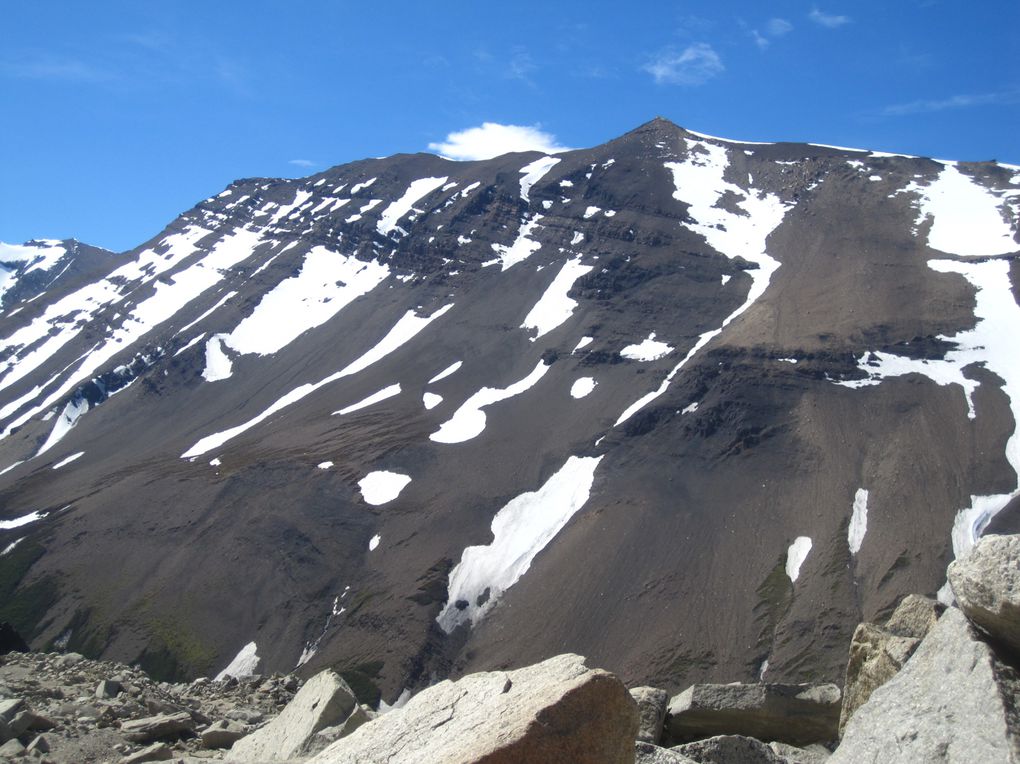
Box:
[786, 537, 812, 582]
[520, 258, 593, 340]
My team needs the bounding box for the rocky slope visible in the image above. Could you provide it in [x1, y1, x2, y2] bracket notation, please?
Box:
[0, 118, 1018, 704]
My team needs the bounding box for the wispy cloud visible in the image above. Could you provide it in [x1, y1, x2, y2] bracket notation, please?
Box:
[751, 18, 793, 50]
[878, 89, 1020, 117]
[506, 47, 537, 83]
[643, 43, 724, 86]
[809, 7, 852, 28]
[288, 159, 317, 168]
[1, 56, 113, 83]
[428, 123, 571, 161]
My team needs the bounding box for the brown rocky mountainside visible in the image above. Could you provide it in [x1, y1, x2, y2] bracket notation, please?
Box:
[0, 118, 1017, 709]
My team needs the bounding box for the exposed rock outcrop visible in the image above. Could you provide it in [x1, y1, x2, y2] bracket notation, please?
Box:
[631, 686, 670, 744]
[308, 653, 639, 764]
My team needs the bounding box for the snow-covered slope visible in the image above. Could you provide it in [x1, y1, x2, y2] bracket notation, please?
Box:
[1, 119, 1017, 703]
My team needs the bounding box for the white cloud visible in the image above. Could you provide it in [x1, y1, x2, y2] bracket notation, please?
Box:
[751, 18, 793, 50]
[809, 7, 851, 27]
[427, 123, 571, 161]
[766, 18, 794, 37]
[643, 43, 724, 86]
[879, 90, 1020, 117]
[288, 159, 316, 168]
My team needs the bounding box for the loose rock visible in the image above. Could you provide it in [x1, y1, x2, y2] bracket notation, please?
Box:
[837, 622, 918, 737]
[120, 711, 195, 743]
[631, 686, 670, 744]
[671, 734, 783, 763]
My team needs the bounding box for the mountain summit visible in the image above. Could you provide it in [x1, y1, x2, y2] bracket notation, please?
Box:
[1, 121, 1017, 704]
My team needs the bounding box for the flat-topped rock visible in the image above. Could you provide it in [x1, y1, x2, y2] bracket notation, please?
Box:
[667, 682, 841, 747]
[308, 653, 639, 764]
[948, 533, 1020, 653]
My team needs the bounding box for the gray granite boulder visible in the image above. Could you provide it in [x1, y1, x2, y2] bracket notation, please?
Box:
[667, 682, 841, 747]
[948, 533, 1020, 653]
[631, 686, 670, 744]
[229, 669, 359, 762]
[672, 734, 783, 763]
[636, 740, 697, 763]
[830, 607, 1020, 763]
[883, 593, 945, 639]
[837, 622, 919, 737]
[309, 653, 639, 763]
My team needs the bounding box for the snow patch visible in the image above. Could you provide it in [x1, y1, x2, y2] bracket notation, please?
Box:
[377, 176, 448, 236]
[583, 206, 602, 219]
[570, 377, 597, 399]
[621, 333, 673, 361]
[0, 510, 46, 530]
[334, 384, 401, 416]
[36, 397, 89, 457]
[368, 534, 381, 551]
[786, 537, 812, 582]
[51, 452, 84, 470]
[519, 157, 560, 202]
[438, 454, 603, 631]
[572, 336, 594, 353]
[317, 461, 333, 469]
[491, 214, 544, 270]
[359, 471, 411, 505]
[430, 362, 549, 444]
[423, 392, 443, 409]
[428, 361, 462, 384]
[1, 538, 24, 556]
[520, 258, 593, 340]
[849, 488, 869, 555]
[202, 335, 233, 382]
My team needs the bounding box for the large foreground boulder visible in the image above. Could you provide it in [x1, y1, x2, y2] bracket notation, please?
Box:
[838, 593, 944, 737]
[830, 607, 1020, 762]
[666, 683, 841, 747]
[308, 653, 639, 763]
[948, 533, 1020, 654]
[229, 669, 359, 761]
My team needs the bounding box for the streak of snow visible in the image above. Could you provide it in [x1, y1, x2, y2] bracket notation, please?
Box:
[571, 232, 584, 245]
[438, 454, 603, 631]
[849, 488, 869, 555]
[570, 377, 597, 398]
[786, 537, 812, 582]
[377, 177, 448, 236]
[182, 305, 453, 457]
[333, 384, 401, 415]
[682, 402, 699, 414]
[51, 452, 84, 470]
[0, 510, 46, 530]
[175, 290, 238, 336]
[620, 333, 673, 361]
[368, 534, 381, 551]
[518, 157, 560, 202]
[1, 538, 24, 556]
[615, 140, 792, 425]
[36, 397, 89, 457]
[350, 177, 377, 194]
[378, 688, 412, 714]
[572, 336, 594, 353]
[520, 258, 593, 340]
[359, 471, 411, 505]
[215, 641, 260, 680]
[583, 206, 601, 219]
[491, 214, 544, 270]
[428, 361, 462, 384]
[345, 199, 382, 223]
[430, 361, 549, 444]
[173, 333, 207, 357]
[317, 461, 333, 469]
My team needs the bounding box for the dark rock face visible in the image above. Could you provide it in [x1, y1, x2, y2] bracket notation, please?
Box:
[0, 623, 28, 654]
[0, 118, 1017, 702]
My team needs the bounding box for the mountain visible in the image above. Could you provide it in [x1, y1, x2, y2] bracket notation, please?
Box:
[1, 118, 1017, 705]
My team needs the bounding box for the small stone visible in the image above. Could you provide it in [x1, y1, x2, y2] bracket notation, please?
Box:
[0, 698, 25, 723]
[96, 679, 123, 699]
[118, 741, 173, 763]
[26, 735, 50, 754]
[200, 719, 246, 749]
[120, 711, 195, 743]
[0, 737, 26, 757]
[630, 686, 670, 744]
[56, 653, 84, 668]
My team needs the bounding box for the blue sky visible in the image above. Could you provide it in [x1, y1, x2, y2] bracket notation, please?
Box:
[2, 1, 1017, 252]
